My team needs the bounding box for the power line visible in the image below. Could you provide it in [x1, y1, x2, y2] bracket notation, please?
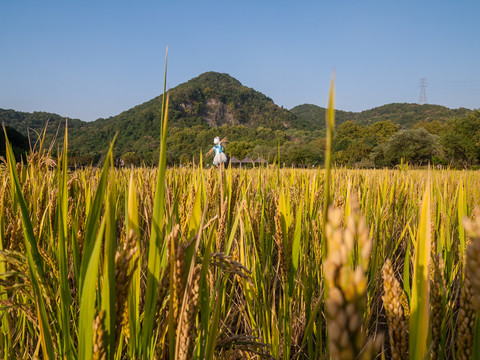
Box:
[428, 80, 480, 91]
[419, 78, 427, 104]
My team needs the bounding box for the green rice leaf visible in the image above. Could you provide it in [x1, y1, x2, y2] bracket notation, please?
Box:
[142, 52, 170, 357]
[80, 136, 116, 292]
[57, 119, 73, 358]
[102, 180, 117, 360]
[126, 173, 141, 356]
[322, 71, 335, 258]
[409, 180, 431, 360]
[79, 218, 106, 360]
[289, 203, 302, 296]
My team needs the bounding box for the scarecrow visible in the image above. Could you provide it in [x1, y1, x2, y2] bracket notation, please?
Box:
[206, 136, 228, 166]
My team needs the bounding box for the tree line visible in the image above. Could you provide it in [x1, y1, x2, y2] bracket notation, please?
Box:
[68, 109, 479, 169]
[3, 108, 479, 169]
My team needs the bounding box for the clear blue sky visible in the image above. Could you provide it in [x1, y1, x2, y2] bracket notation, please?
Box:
[1, 0, 479, 121]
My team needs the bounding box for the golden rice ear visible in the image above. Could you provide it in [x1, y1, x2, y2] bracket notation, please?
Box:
[114, 230, 139, 344]
[456, 268, 476, 360]
[463, 208, 480, 313]
[382, 259, 408, 360]
[458, 207, 480, 359]
[323, 197, 380, 360]
[430, 254, 445, 360]
[176, 265, 201, 360]
[92, 310, 106, 360]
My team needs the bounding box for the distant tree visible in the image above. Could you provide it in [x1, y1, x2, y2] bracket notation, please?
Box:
[334, 121, 365, 152]
[335, 140, 372, 166]
[367, 120, 399, 144]
[284, 142, 324, 166]
[226, 141, 254, 160]
[414, 120, 445, 135]
[374, 128, 442, 166]
[68, 154, 96, 167]
[248, 144, 276, 163]
[371, 143, 388, 167]
[332, 121, 392, 166]
[441, 110, 480, 166]
[359, 120, 399, 163]
[255, 126, 275, 140]
[122, 151, 144, 166]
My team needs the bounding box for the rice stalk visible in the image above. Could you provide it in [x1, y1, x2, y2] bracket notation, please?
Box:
[382, 259, 408, 360]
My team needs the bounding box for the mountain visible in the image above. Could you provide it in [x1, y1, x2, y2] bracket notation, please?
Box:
[169, 72, 301, 129]
[0, 71, 475, 164]
[289, 104, 354, 129]
[290, 103, 472, 129]
[0, 108, 85, 141]
[55, 72, 306, 158]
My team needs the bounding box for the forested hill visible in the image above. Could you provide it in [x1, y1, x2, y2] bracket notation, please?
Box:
[0, 109, 84, 140]
[168, 72, 301, 129]
[290, 103, 471, 129]
[0, 72, 301, 159]
[48, 71, 305, 158]
[0, 71, 476, 165]
[289, 104, 355, 129]
[91, 71, 300, 132]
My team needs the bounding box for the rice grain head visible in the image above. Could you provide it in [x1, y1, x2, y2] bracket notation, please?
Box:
[273, 195, 286, 280]
[114, 229, 139, 342]
[93, 310, 106, 360]
[177, 264, 201, 360]
[457, 207, 480, 360]
[456, 269, 475, 360]
[324, 196, 381, 360]
[217, 197, 228, 252]
[382, 259, 408, 360]
[430, 254, 446, 360]
[463, 207, 480, 312]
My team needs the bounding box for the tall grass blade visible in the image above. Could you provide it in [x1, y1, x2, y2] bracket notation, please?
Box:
[289, 203, 302, 296]
[79, 136, 117, 292]
[78, 218, 107, 360]
[142, 51, 170, 357]
[322, 70, 335, 257]
[126, 173, 141, 356]
[101, 177, 116, 360]
[0, 179, 11, 357]
[457, 180, 467, 256]
[57, 119, 73, 358]
[409, 180, 431, 360]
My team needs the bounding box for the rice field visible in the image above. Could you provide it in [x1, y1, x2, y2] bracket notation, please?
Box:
[1, 143, 480, 359]
[1, 79, 480, 359]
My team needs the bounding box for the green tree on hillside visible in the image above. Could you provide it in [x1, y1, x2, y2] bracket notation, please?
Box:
[332, 121, 397, 166]
[413, 120, 445, 135]
[227, 141, 254, 159]
[333, 121, 366, 165]
[366, 120, 399, 144]
[373, 128, 442, 166]
[441, 110, 480, 166]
